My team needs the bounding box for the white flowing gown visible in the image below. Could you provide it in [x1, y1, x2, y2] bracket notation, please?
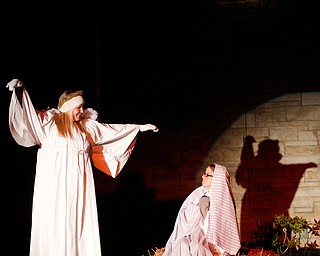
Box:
[9, 88, 147, 256]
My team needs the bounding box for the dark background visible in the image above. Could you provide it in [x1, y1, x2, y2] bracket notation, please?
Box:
[2, 0, 320, 255]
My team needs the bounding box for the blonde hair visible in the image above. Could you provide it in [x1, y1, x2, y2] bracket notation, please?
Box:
[53, 90, 87, 138]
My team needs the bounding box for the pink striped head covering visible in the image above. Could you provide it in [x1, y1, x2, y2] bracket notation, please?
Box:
[206, 163, 241, 255]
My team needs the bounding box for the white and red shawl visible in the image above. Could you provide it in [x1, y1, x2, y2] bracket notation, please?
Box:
[164, 163, 241, 256]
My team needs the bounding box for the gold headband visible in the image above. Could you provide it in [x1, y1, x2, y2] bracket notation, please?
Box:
[58, 91, 84, 112]
[57, 90, 84, 109]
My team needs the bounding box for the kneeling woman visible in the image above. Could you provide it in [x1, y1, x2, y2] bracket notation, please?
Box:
[163, 163, 241, 256]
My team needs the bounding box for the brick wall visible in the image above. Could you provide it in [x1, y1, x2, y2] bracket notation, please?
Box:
[209, 90, 320, 244]
[93, 10, 320, 250]
[109, 84, 320, 247]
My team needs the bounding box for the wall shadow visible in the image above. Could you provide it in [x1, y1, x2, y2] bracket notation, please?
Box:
[235, 135, 317, 244]
[96, 171, 182, 256]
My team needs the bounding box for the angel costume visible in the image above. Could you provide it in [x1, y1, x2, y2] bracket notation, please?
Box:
[8, 84, 157, 256]
[163, 164, 241, 256]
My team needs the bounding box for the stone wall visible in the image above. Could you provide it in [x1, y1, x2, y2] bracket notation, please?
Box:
[94, 7, 320, 247]
[210, 90, 320, 244]
[95, 2, 320, 251]
[115, 86, 320, 247]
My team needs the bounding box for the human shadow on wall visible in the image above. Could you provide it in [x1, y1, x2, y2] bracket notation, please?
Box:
[97, 171, 157, 256]
[235, 135, 317, 245]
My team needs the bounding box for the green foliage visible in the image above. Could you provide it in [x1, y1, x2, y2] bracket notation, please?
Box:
[245, 215, 320, 255]
[272, 215, 307, 253]
[271, 214, 319, 254]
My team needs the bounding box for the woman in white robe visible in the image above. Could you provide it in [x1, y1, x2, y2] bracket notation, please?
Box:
[6, 79, 158, 256]
[163, 163, 241, 256]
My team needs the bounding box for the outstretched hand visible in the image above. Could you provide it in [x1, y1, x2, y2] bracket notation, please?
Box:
[140, 124, 159, 132]
[6, 79, 23, 91]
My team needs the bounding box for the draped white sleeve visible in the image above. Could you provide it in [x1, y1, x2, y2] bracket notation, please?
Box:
[84, 120, 141, 178]
[9, 88, 52, 147]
